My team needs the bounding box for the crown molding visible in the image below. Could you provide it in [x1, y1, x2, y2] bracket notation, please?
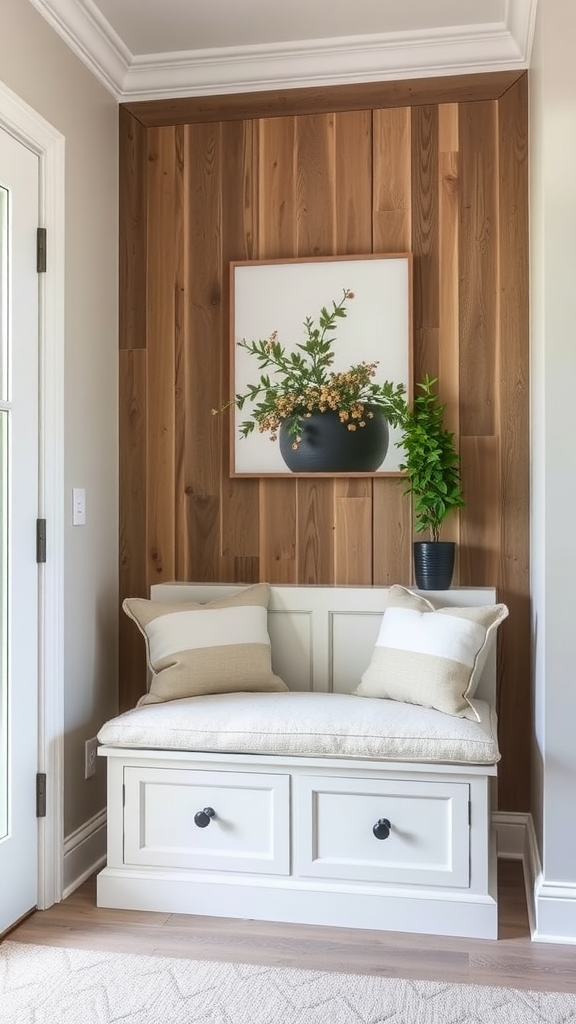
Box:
[124, 26, 526, 102]
[28, 0, 536, 102]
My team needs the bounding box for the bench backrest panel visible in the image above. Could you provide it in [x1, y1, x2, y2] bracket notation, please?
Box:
[149, 584, 498, 707]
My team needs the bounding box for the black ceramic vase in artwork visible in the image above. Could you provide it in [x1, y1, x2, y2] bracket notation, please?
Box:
[278, 406, 389, 473]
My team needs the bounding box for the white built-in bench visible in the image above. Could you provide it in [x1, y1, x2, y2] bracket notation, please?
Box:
[97, 584, 501, 940]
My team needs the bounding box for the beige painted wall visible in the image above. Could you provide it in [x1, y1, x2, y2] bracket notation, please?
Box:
[1, 1, 118, 837]
[530, 0, 576, 938]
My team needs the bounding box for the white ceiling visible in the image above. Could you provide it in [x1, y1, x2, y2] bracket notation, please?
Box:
[28, 0, 538, 102]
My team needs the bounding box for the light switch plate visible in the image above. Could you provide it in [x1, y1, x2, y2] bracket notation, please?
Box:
[72, 487, 86, 526]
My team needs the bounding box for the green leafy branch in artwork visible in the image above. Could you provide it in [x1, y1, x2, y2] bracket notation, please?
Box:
[213, 289, 407, 445]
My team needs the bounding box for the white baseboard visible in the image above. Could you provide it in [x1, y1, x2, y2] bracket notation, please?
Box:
[533, 877, 576, 944]
[493, 810, 539, 938]
[493, 810, 531, 860]
[491, 809, 576, 943]
[497, 810, 576, 943]
[62, 809, 107, 899]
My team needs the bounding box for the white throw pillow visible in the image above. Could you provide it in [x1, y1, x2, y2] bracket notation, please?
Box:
[123, 583, 288, 706]
[354, 585, 508, 721]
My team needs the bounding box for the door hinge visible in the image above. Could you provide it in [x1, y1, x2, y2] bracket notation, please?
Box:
[36, 773, 47, 818]
[36, 519, 46, 563]
[36, 228, 47, 273]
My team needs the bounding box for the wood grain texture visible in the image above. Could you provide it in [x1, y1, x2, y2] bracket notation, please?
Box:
[373, 107, 411, 253]
[459, 436, 500, 586]
[257, 116, 297, 259]
[118, 73, 531, 812]
[258, 481, 297, 582]
[295, 113, 336, 257]
[495, 75, 530, 811]
[373, 481, 412, 585]
[256, 117, 299, 580]
[145, 127, 179, 584]
[459, 101, 498, 438]
[178, 123, 224, 581]
[437, 104, 461, 559]
[119, 349, 147, 710]
[219, 120, 261, 566]
[334, 495, 372, 583]
[296, 480, 335, 583]
[411, 104, 439, 343]
[119, 109, 147, 351]
[437, 103, 460, 432]
[331, 111, 375, 581]
[334, 110, 372, 255]
[122, 72, 525, 128]
[372, 107, 413, 581]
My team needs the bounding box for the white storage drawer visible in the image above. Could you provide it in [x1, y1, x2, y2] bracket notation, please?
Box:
[124, 767, 290, 875]
[296, 775, 470, 888]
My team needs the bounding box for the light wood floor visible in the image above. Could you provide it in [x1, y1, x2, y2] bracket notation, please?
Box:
[5, 861, 576, 992]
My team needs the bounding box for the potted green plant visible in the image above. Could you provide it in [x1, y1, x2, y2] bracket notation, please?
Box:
[397, 374, 465, 589]
[213, 289, 407, 473]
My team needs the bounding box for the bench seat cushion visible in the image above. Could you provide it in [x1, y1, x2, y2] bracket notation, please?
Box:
[97, 691, 499, 765]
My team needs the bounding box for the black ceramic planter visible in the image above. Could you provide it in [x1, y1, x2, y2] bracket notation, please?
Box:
[413, 541, 455, 590]
[278, 407, 389, 473]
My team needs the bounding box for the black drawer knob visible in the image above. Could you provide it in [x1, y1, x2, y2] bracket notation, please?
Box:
[372, 817, 391, 840]
[194, 806, 215, 828]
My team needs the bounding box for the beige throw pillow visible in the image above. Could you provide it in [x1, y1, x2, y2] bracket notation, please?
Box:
[124, 583, 288, 706]
[354, 585, 509, 721]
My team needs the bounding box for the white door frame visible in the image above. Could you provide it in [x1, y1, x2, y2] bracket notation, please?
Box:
[0, 79, 64, 909]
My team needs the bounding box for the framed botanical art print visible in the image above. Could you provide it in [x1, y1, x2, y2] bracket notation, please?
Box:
[227, 253, 412, 477]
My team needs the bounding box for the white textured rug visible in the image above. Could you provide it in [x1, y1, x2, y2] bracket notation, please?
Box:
[1, 940, 576, 1024]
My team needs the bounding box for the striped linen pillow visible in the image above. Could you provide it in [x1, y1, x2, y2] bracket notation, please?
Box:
[354, 585, 508, 721]
[124, 583, 288, 706]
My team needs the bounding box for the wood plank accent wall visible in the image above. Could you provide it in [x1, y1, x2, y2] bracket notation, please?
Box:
[119, 72, 530, 811]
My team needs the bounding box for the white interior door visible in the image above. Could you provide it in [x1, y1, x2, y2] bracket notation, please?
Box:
[0, 126, 40, 934]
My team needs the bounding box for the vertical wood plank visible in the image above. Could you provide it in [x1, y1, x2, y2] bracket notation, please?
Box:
[179, 122, 225, 581]
[496, 75, 530, 812]
[119, 349, 147, 710]
[459, 436, 500, 585]
[294, 112, 339, 581]
[258, 116, 297, 259]
[259, 481, 297, 582]
[331, 110, 375, 584]
[119, 108, 147, 351]
[437, 104, 461, 559]
[437, 104, 460, 429]
[295, 113, 336, 257]
[257, 116, 298, 579]
[411, 105, 439, 344]
[119, 109, 148, 710]
[373, 107, 411, 252]
[146, 127, 178, 584]
[373, 485, 413, 585]
[459, 101, 498, 437]
[334, 496, 372, 583]
[297, 480, 335, 583]
[220, 120, 260, 575]
[334, 110, 372, 255]
[372, 106, 413, 584]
